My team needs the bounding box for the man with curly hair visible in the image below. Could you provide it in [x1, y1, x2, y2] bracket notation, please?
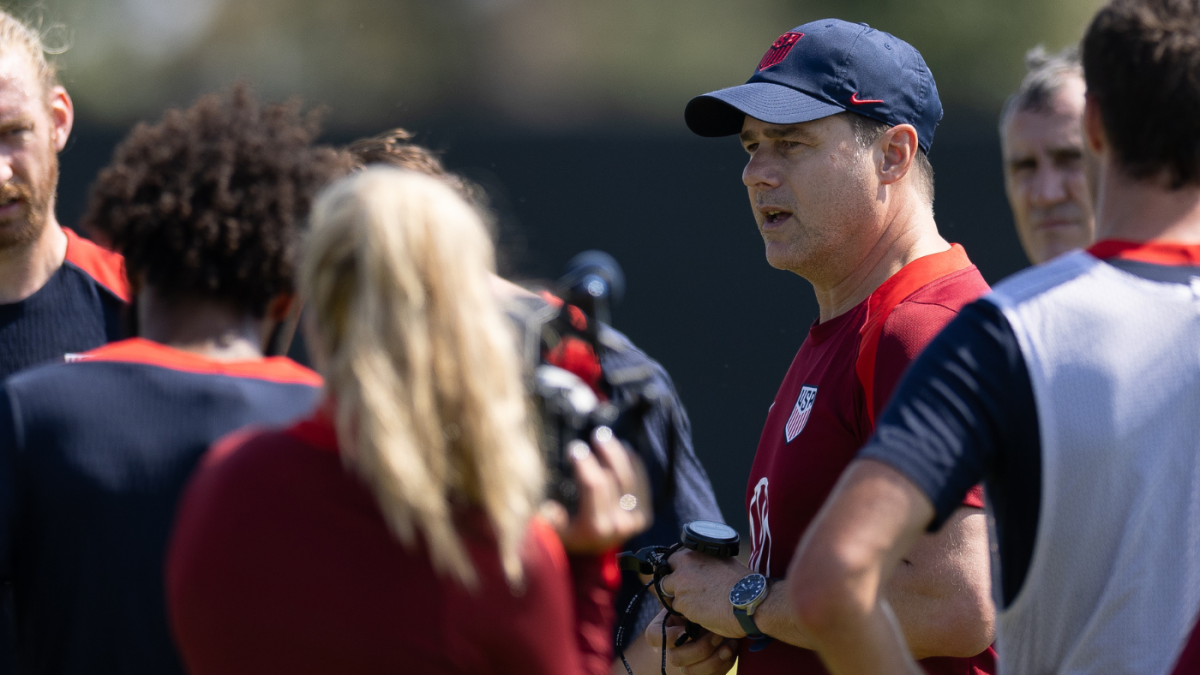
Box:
[0, 84, 348, 675]
[0, 11, 127, 380]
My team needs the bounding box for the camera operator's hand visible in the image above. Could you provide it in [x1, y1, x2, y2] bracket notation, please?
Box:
[645, 608, 738, 675]
[542, 428, 651, 554]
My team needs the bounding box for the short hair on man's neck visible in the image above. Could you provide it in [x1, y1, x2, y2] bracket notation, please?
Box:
[999, 45, 1084, 138]
[842, 112, 935, 206]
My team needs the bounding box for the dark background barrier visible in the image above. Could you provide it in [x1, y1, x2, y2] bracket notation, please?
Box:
[57, 105, 1028, 537]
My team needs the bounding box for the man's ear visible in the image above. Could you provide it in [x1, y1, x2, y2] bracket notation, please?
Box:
[877, 124, 919, 187]
[1083, 94, 1106, 156]
[47, 86, 74, 153]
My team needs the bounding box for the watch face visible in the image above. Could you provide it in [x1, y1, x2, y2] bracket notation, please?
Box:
[686, 520, 739, 543]
[729, 574, 767, 608]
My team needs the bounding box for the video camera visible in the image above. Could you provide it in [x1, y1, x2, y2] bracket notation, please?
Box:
[522, 250, 671, 513]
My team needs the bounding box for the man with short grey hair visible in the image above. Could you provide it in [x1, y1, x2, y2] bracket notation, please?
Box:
[999, 46, 1095, 265]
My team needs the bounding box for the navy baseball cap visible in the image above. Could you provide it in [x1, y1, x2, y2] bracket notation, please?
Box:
[685, 19, 943, 154]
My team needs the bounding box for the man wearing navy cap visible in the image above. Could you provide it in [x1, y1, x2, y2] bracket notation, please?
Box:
[654, 20, 996, 675]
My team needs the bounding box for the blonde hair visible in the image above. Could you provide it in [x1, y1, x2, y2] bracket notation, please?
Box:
[0, 10, 61, 96]
[301, 167, 543, 588]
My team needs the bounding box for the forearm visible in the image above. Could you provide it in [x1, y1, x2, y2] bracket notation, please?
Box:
[748, 577, 817, 650]
[789, 462, 988, 673]
[757, 566, 991, 660]
[808, 599, 926, 675]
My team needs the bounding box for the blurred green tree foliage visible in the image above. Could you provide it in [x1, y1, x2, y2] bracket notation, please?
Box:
[8, 0, 1100, 129]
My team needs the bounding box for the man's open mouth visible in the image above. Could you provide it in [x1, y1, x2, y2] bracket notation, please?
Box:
[763, 210, 792, 224]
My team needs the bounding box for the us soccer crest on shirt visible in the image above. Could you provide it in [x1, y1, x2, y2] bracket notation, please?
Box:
[784, 385, 818, 443]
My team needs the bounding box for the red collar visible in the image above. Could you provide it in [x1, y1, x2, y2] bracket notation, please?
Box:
[866, 243, 974, 317]
[72, 338, 323, 386]
[1088, 239, 1200, 266]
[809, 244, 974, 343]
[62, 227, 131, 302]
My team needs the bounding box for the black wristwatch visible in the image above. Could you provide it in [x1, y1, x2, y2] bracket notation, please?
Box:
[729, 573, 769, 639]
[680, 520, 741, 558]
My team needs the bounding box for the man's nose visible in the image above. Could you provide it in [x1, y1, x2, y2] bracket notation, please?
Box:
[1029, 164, 1068, 207]
[743, 153, 781, 190]
[0, 156, 13, 185]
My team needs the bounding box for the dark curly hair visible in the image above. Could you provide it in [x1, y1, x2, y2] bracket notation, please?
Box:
[84, 84, 352, 316]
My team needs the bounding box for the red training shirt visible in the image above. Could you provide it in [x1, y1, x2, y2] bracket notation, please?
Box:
[167, 408, 619, 675]
[741, 244, 995, 674]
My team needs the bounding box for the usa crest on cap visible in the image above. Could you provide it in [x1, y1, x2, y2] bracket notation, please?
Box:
[758, 31, 804, 71]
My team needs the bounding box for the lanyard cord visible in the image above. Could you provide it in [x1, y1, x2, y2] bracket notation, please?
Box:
[616, 543, 688, 675]
[617, 580, 654, 675]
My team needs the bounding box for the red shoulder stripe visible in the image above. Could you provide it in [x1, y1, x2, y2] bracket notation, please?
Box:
[70, 338, 323, 386]
[855, 244, 974, 429]
[1087, 239, 1200, 266]
[62, 227, 130, 302]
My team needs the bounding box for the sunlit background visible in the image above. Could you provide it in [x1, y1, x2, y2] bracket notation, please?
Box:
[36, 0, 1097, 129]
[16, 0, 1103, 535]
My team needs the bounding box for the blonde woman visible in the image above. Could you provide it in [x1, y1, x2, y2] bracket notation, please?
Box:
[166, 167, 648, 675]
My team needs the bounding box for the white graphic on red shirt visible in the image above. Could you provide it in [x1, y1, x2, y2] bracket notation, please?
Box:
[748, 477, 771, 576]
[784, 385, 818, 443]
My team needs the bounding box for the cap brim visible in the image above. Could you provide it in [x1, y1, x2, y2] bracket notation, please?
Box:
[685, 82, 845, 137]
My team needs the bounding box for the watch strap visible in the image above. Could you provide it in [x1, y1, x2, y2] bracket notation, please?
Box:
[734, 608, 765, 639]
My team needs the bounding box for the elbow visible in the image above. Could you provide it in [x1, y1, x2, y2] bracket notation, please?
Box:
[787, 542, 879, 640]
[789, 579, 853, 641]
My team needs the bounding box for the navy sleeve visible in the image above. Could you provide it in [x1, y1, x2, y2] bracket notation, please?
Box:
[0, 388, 18, 674]
[599, 327, 724, 642]
[0, 387, 16, 579]
[856, 299, 1041, 607]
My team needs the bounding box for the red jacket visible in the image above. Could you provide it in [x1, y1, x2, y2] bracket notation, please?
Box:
[167, 409, 619, 674]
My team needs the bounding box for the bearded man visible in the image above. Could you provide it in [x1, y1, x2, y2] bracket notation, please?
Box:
[0, 11, 127, 380]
